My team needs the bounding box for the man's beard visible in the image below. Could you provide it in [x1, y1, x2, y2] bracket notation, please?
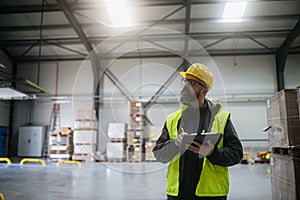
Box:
[180, 87, 200, 104]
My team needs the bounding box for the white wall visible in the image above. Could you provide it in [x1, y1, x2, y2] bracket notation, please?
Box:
[10, 54, 300, 155]
[104, 55, 276, 136]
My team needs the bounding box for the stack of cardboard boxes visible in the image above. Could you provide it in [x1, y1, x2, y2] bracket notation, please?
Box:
[72, 109, 97, 162]
[143, 126, 160, 162]
[49, 127, 73, 161]
[267, 89, 300, 200]
[127, 101, 144, 162]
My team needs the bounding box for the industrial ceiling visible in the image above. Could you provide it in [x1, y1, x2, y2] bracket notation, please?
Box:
[0, 0, 299, 93]
[0, 0, 299, 61]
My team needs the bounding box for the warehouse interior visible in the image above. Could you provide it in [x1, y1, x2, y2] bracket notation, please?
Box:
[0, 0, 299, 199]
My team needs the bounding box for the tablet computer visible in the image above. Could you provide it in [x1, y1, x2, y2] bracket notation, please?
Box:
[180, 132, 223, 151]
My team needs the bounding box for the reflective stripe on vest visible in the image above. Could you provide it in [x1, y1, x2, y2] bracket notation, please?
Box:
[165, 104, 230, 197]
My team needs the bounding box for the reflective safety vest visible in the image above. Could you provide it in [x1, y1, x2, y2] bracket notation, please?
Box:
[166, 104, 230, 197]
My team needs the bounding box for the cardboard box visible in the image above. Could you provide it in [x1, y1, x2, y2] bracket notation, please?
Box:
[74, 130, 97, 144]
[74, 144, 96, 154]
[127, 130, 143, 145]
[145, 142, 156, 161]
[129, 116, 144, 130]
[75, 120, 98, 130]
[75, 109, 96, 120]
[267, 89, 300, 147]
[60, 127, 73, 136]
[107, 123, 126, 139]
[126, 144, 142, 162]
[129, 101, 144, 115]
[106, 142, 125, 160]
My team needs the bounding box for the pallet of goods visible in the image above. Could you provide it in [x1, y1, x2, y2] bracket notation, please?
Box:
[267, 89, 300, 200]
[266, 89, 300, 147]
[106, 123, 126, 162]
[127, 101, 144, 162]
[49, 127, 73, 161]
[143, 126, 161, 162]
[72, 109, 98, 162]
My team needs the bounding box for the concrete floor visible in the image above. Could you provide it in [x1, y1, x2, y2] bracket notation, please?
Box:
[0, 162, 271, 200]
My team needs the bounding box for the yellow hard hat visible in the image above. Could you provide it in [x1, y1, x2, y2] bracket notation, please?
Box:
[180, 63, 213, 90]
[0, 193, 4, 200]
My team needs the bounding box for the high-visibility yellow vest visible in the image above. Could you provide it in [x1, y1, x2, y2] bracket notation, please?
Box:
[166, 104, 230, 197]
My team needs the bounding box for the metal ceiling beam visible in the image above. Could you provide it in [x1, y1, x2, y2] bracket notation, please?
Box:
[19, 41, 39, 57]
[144, 61, 185, 110]
[14, 47, 300, 62]
[0, 47, 13, 61]
[56, 0, 132, 103]
[57, 0, 103, 115]
[15, 55, 86, 62]
[103, 70, 132, 101]
[136, 15, 300, 25]
[275, 19, 300, 91]
[0, 24, 73, 32]
[0, 5, 60, 14]
[244, 34, 275, 53]
[44, 40, 88, 56]
[203, 35, 233, 49]
[2, 10, 299, 32]
[1, 15, 298, 33]
[56, 0, 92, 52]
[183, 0, 191, 70]
[1, 0, 294, 13]
[0, 30, 291, 47]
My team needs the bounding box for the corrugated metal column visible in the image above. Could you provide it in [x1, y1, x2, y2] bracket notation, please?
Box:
[275, 19, 300, 91]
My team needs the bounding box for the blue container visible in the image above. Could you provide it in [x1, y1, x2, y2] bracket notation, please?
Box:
[0, 127, 8, 157]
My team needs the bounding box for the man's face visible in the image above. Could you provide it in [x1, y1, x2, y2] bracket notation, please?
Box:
[180, 74, 208, 104]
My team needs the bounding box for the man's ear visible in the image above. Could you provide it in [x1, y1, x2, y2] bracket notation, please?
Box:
[201, 88, 208, 97]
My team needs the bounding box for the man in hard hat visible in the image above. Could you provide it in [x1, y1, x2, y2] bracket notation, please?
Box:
[153, 63, 243, 200]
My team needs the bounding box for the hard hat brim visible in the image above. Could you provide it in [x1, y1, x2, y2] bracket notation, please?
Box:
[179, 71, 211, 90]
[179, 71, 186, 78]
[180, 71, 201, 82]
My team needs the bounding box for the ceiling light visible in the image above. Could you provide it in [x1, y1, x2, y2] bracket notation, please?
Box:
[223, 1, 247, 19]
[105, 0, 132, 27]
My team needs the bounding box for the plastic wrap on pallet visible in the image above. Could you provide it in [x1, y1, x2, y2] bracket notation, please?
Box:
[106, 142, 125, 160]
[74, 130, 97, 144]
[267, 89, 300, 148]
[107, 123, 126, 139]
[270, 154, 300, 200]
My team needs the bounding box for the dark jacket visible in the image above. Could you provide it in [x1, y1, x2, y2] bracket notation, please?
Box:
[152, 100, 243, 199]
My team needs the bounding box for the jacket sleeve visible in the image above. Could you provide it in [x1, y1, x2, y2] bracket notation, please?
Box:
[206, 117, 243, 166]
[152, 123, 180, 163]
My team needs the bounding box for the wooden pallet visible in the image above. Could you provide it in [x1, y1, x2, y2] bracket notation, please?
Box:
[272, 146, 300, 157]
[127, 159, 142, 163]
[109, 138, 126, 143]
[72, 154, 94, 162]
[107, 159, 125, 162]
[255, 159, 270, 164]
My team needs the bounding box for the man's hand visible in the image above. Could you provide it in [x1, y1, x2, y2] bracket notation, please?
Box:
[175, 132, 187, 147]
[185, 140, 215, 157]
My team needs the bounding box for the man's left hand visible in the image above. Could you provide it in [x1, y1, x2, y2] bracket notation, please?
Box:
[185, 140, 215, 157]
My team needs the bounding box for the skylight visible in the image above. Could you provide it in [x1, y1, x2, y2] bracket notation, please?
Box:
[223, 1, 248, 19]
[105, 0, 132, 27]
